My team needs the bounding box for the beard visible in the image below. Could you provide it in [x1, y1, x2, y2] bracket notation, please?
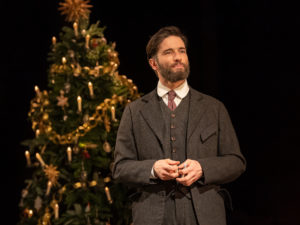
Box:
[156, 60, 190, 83]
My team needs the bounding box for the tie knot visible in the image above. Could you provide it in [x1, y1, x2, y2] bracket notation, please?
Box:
[168, 90, 176, 101]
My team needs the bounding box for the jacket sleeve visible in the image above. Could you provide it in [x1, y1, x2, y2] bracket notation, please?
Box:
[112, 105, 156, 186]
[198, 102, 246, 185]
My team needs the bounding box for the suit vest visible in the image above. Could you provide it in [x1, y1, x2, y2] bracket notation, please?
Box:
[159, 92, 190, 163]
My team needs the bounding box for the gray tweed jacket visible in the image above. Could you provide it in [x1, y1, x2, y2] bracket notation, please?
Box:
[112, 87, 246, 225]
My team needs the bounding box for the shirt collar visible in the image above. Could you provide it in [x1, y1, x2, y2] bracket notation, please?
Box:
[157, 79, 189, 99]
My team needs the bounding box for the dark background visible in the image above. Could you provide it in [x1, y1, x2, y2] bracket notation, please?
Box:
[5, 0, 300, 224]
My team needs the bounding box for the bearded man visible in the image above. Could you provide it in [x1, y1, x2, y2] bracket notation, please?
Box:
[112, 26, 246, 225]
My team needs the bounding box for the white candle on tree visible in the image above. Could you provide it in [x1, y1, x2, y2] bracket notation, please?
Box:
[62, 57, 67, 64]
[111, 106, 116, 121]
[35, 153, 46, 167]
[88, 82, 94, 98]
[25, 150, 31, 166]
[105, 186, 113, 204]
[85, 34, 90, 49]
[34, 85, 42, 98]
[67, 146, 72, 163]
[54, 203, 59, 219]
[73, 22, 78, 36]
[46, 181, 52, 195]
[52, 36, 56, 45]
[77, 96, 82, 113]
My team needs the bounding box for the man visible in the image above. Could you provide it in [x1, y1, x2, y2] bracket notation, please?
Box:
[112, 26, 246, 225]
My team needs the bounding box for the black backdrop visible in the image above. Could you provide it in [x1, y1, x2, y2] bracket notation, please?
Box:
[5, 1, 300, 224]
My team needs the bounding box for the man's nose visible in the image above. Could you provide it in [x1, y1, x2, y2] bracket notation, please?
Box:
[173, 51, 182, 61]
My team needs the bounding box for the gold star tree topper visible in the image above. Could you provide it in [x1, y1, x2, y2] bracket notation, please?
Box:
[58, 0, 93, 22]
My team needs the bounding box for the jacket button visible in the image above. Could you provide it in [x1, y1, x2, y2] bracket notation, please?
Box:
[171, 113, 176, 118]
[171, 137, 176, 141]
[171, 124, 175, 129]
[172, 148, 176, 153]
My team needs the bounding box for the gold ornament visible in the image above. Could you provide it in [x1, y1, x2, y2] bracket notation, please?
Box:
[40, 207, 51, 225]
[89, 180, 97, 187]
[89, 63, 104, 77]
[58, 0, 93, 22]
[104, 177, 111, 183]
[104, 115, 111, 133]
[44, 164, 60, 186]
[29, 73, 140, 145]
[73, 145, 80, 154]
[23, 208, 34, 218]
[71, 63, 82, 76]
[74, 182, 82, 189]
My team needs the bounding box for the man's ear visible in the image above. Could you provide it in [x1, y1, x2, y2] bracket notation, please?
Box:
[149, 58, 158, 71]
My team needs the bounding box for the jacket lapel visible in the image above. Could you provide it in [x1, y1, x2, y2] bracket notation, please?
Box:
[187, 88, 207, 141]
[139, 89, 165, 147]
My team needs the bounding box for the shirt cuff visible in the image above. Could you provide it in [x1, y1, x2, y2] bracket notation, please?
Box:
[150, 166, 158, 179]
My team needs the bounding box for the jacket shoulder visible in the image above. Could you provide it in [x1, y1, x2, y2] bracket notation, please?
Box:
[190, 87, 223, 106]
[125, 89, 157, 111]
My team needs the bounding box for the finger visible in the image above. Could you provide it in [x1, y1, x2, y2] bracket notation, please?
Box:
[166, 159, 181, 165]
[178, 163, 185, 169]
[176, 178, 193, 186]
[178, 168, 188, 176]
[176, 171, 193, 182]
[179, 159, 191, 168]
[166, 165, 179, 172]
[167, 171, 179, 179]
[162, 171, 179, 180]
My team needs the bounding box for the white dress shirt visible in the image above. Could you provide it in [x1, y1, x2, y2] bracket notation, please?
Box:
[150, 79, 190, 178]
[157, 79, 190, 108]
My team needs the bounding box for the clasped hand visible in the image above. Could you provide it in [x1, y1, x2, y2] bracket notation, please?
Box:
[153, 159, 203, 186]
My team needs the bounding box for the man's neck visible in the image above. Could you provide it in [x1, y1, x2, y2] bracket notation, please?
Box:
[159, 79, 185, 90]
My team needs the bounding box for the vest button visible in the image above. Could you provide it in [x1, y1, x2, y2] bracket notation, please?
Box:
[171, 113, 176, 118]
[172, 148, 176, 153]
[171, 124, 175, 129]
[171, 136, 176, 141]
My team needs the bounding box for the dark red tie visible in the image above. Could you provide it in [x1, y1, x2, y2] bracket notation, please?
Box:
[168, 90, 177, 111]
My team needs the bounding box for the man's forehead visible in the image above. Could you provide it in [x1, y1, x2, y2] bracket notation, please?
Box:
[159, 36, 186, 51]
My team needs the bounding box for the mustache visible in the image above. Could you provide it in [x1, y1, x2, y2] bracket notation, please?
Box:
[171, 62, 186, 67]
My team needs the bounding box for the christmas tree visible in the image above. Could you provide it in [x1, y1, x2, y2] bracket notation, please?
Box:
[18, 0, 139, 224]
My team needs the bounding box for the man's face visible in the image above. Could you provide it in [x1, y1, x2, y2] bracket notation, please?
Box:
[151, 35, 190, 83]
